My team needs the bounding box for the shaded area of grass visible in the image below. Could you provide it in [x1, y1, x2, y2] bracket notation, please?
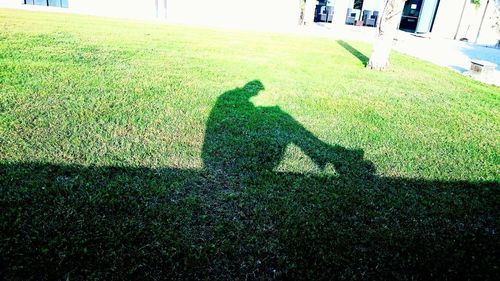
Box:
[1, 80, 499, 279]
[337, 40, 369, 66]
[1, 163, 498, 280]
[1, 9, 499, 280]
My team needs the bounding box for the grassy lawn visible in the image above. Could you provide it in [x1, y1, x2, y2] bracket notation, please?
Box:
[1, 9, 499, 280]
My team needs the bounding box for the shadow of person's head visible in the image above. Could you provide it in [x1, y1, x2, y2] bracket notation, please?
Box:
[241, 80, 264, 99]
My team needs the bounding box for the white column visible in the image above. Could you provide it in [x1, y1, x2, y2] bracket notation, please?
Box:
[332, 0, 352, 25]
[416, 0, 440, 33]
[303, 0, 316, 25]
[158, 0, 167, 19]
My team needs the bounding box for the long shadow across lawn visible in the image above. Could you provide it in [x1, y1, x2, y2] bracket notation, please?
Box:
[337, 40, 369, 66]
[1, 81, 499, 280]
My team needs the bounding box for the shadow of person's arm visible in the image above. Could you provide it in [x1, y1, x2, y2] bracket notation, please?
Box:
[285, 114, 376, 178]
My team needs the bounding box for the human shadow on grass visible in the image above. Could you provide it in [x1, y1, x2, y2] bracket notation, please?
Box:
[1, 81, 499, 280]
[337, 40, 369, 66]
[202, 80, 375, 180]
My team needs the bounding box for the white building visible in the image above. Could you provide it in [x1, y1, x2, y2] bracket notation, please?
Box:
[0, 0, 301, 31]
[1, 0, 499, 45]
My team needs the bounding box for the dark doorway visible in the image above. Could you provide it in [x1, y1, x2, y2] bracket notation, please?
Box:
[399, 0, 440, 33]
[354, 0, 364, 10]
[400, 0, 423, 32]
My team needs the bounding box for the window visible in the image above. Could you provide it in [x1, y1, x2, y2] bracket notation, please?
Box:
[25, 0, 68, 8]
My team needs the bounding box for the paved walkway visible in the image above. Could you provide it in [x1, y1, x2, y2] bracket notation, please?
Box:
[394, 32, 500, 86]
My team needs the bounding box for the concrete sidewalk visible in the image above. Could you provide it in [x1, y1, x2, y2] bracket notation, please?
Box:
[394, 32, 500, 86]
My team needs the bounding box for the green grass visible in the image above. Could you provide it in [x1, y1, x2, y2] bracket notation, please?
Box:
[1, 9, 499, 280]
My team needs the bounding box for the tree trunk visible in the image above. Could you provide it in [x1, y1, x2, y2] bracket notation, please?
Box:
[367, 0, 406, 70]
[475, 0, 491, 44]
[303, 0, 316, 25]
[454, 0, 468, 40]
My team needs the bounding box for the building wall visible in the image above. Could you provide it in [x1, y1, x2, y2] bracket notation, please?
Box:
[0, 0, 158, 19]
[70, 0, 158, 20]
[165, 0, 300, 30]
[332, 0, 352, 24]
[361, 0, 384, 13]
[432, 0, 499, 45]
[1, 0, 498, 45]
[0, 0, 301, 30]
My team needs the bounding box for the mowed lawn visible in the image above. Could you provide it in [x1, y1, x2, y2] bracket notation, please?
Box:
[1, 9, 499, 280]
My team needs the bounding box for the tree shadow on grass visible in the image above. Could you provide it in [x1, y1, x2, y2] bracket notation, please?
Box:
[1, 81, 499, 280]
[337, 40, 369, 66]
